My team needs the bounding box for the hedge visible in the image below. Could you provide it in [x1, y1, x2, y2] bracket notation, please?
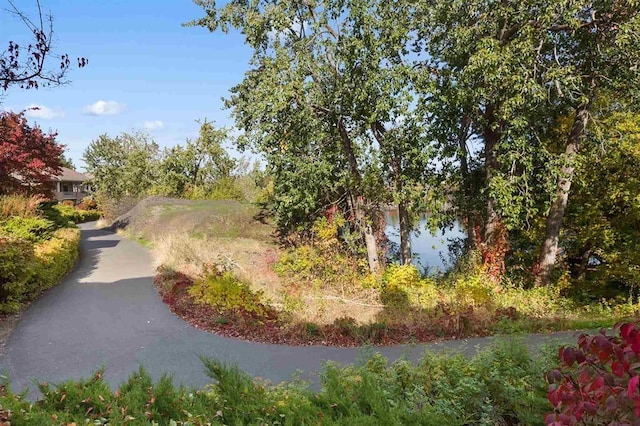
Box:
[0, 227, 80, 313]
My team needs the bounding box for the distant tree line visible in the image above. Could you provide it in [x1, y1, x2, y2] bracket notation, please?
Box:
[82, 120, 268, 203]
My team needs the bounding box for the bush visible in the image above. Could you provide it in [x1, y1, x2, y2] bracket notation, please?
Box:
[76, 195, 98, 211]
[0, 236, 36, 313]
[379, 264, 438, 309]
[0, 216, 55, 242]
[188, 270, 267, 316]
[0, 228, 79, 313]
[546, 322, 640, 425]
[452, 267, 499, 309]
[41, 203, 100, 226]
[32, 228, 80, 294]
[0, 340, 554, 425]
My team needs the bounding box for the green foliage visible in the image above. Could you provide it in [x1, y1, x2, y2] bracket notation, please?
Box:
[0, 236, 36, 313]
[33, 228, 80, 293]
[188, 270, 266, 316]
[0, 341, 555, 425]
[39, 203, 100, 227]
[563, 111, 640, 293]
[379, 264, 438, 309]
[53, 204, 101, 223]
[83, 131, 161, 199]
[0, 227, 79, 313]
[452, 268, 499, 309]
[0, 216, 55, 242]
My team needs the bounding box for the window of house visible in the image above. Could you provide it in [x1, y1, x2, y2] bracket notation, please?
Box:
[62, 184, 70, 192]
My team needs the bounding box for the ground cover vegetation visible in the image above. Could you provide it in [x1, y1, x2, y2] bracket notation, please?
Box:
[0, 337, 561, 425]
[2, 325, 639, 425]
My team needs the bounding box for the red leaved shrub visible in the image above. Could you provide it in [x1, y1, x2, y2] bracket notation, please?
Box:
[546, 322, 640, 425]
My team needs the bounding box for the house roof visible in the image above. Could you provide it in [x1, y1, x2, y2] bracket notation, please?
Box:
[52, 167, 91, 182]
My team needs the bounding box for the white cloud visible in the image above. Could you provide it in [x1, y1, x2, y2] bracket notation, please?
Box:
[143, 120, 164, 130]
[25, 104, 65, 119]
[83, 100, 125, 116]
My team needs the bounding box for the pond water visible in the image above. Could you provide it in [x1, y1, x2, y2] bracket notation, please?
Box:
[384, 209, 465, 273]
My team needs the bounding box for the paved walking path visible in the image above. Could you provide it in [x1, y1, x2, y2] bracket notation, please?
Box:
[0, 223, 577, 397]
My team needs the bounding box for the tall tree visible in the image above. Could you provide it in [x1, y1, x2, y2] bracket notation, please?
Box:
[189, 0, 434, 269]
[0, 110, 63, 194]
[535, 1, 640, 286]
[412, 0, 552, 277]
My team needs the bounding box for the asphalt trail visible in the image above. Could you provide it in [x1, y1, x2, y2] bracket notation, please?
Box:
[0, 222, 577, 397]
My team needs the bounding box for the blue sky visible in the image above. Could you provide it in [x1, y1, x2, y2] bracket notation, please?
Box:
[1, 0, 251, 170]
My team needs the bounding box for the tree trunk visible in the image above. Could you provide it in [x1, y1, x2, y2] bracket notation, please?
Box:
[536, 104, 589, 286]
[481, 104, 508, 277]
[458, 115, 475, 248]
[371, 120, 412, 265]
[337, 118, 380, 273]
[398, 201, 412, 265]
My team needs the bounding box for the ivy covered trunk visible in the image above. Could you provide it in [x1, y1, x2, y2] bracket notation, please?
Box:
[482, 106, 508, 278]
[536, 104, 590, 286]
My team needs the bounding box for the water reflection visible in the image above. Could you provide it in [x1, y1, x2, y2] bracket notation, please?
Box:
[384, 209, 464, 273]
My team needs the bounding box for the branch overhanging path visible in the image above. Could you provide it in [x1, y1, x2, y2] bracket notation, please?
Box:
[0, 222, 578, 398]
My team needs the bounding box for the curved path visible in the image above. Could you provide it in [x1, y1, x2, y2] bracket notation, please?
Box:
[1, 223, 577, 397]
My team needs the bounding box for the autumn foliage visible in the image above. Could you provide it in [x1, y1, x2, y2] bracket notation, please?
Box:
[546, 322, 640, 425]
[0, 110, 63, 195]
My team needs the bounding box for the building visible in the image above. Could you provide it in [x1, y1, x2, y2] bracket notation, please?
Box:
[52, 167, 93, 204]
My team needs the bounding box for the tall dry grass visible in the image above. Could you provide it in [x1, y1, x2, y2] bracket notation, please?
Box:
[151, 231, 283, 303]
[0, 195, 43, 220]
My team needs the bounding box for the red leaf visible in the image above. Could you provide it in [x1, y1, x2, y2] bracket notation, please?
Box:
[563, 347, 576, 367]
[629, 376, 640, 399]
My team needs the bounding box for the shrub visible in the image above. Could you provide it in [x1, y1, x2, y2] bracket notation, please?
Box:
[0, 340, 553, 425]
[380, 264, 438, 309]
[0, 227, 80, 313]
[41, 203, 100, 226]
[546, 322, 640, 425]
[452, 267, 499, 309]
[76, 195, 98, 211]
[188, 270, 266, 316]
[0, 236, 36, 313]
[0, 216, 55, 242]
[32, 227, 80, 294]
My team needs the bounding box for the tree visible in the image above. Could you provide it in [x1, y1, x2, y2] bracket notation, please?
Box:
[562, 111, 640, 291]
[535, 1, 640, 286]
[156, 120, 237, 198]
[0, 110, 63, 194]
[412, 0, 554, 277]
[1, 0, 87, 92]
[83, 132, 160, 199]
[59, 152, 74, 169]
[412, 0, 640, 283]
[189, 0, 436, 270]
